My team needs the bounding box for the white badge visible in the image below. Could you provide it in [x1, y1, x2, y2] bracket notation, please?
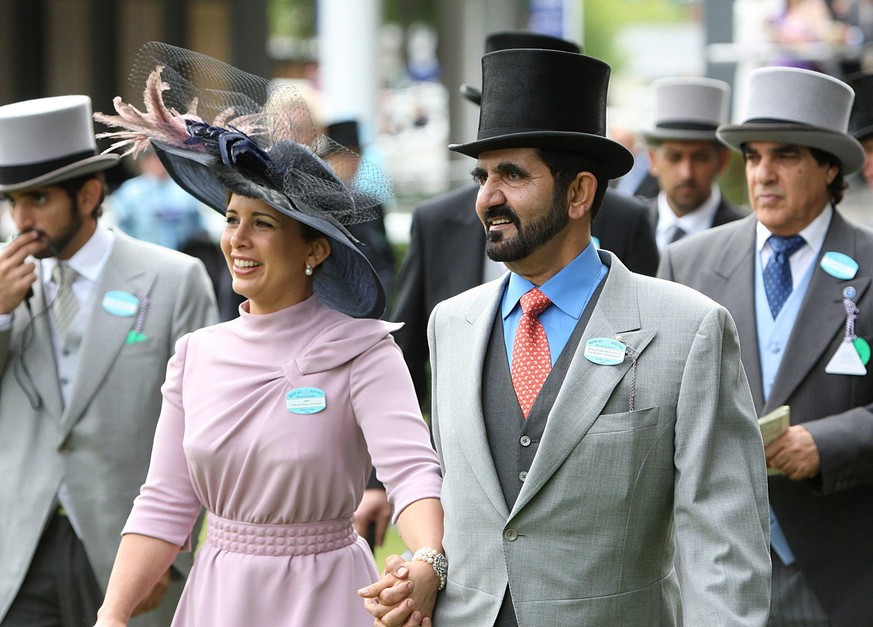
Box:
[102, 290, 139, 317]
[825, 341, 868, 376]
[286, 387, 327, 414]
[583, 337, 626, 365]
[820, 252, 858, 280]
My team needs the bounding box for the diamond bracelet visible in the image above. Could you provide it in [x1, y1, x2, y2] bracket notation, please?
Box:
[412, 547, 447, 591]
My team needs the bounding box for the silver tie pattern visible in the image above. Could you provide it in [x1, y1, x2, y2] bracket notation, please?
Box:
[51, 263, 79, 338]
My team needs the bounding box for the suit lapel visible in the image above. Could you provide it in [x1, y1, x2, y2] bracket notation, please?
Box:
[511, 256, 656, 516]
[707, 218, 765, 410]
[58, 235, 155, 440]
[448, 277, 512, 519]
[765, 211, 870, 412]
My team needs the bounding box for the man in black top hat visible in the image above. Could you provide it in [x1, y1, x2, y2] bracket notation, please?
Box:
[362, 46, 769, 627]
[354, 30, 659, 553]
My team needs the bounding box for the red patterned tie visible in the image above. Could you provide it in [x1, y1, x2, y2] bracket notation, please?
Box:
[511, 288, 552, 418]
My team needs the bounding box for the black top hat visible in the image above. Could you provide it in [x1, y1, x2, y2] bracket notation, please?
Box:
[327, 120, 361, 151]
[849, 72, 873, 142]
[450, 49, 633, 180]
[460, 31, 581, 105]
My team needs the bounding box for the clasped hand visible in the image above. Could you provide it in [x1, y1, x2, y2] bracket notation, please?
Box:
[358, 554, 438, 627]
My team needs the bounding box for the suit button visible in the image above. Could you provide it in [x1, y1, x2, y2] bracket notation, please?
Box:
[520, 435, 531, 447]
[504, 529, 518, 542]
[518, 471, 528, 482]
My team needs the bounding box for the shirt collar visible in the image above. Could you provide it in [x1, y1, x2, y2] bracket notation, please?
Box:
[755, 203, 832, 255]
[502, 241, 604, 321]
[656, 185, 721, 236]
[42, 222, 115, 283]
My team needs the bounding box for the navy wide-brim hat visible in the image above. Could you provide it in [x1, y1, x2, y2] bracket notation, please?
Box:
[95, 41, 386, 319]
[450, 49, 633, 180]
[152, 139, 386, 320]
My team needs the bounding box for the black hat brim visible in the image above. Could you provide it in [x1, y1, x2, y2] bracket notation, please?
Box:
[448, 131, 634, 179]
[152, 140, 386, 319]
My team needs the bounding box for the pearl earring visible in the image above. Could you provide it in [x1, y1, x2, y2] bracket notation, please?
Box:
[305, 264, 314, 276]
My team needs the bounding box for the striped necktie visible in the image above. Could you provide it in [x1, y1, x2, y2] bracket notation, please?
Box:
[51, 263, 79, 338]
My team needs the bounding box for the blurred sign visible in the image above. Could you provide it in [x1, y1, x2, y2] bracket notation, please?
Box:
[528, 0, 564, 37]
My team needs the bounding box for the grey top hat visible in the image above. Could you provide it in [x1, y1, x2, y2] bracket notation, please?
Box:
[642, 77, 730, 143]
[0, 95, 119, 193]
[717, 66, 864, 174]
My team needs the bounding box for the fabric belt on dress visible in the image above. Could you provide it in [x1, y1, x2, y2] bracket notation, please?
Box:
[207, 513, 356, 556]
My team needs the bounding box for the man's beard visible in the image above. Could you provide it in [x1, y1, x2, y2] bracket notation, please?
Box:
[483, 191, 569, 263]
[28, 207, 82, 260]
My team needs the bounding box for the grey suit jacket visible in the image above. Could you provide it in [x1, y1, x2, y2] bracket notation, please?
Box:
[428, 252, 770, 626]
[0, 229, 217, 625]
[658, 211, 873, 626]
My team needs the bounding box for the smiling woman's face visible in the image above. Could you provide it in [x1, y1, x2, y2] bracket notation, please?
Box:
[220, 194, 329, 314]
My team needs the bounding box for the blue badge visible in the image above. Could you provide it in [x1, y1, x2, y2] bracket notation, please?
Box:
[102, 291, 139, 317]
[820, 252, 859, 280]
[583, 337, 627, 365]
[286, 387, 327, 415]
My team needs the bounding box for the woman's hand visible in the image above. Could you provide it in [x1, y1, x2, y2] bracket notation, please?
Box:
[359, 554, 439, 627]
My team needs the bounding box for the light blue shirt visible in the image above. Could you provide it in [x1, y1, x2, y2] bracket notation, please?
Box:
[502, 242, 607, 367]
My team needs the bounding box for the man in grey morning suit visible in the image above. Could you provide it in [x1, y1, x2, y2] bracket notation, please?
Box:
[364, 48, 770, 626]
[659, 66, 873, 627]
[0, 96, 217, 626]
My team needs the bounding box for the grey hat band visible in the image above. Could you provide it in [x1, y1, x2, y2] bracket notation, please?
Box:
[0, 149, 96, 186]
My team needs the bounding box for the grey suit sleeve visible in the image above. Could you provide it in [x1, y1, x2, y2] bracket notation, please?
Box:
[672, 306, 771, 625]
[802, 406, 873, 493]
[0, 327, 9, 375]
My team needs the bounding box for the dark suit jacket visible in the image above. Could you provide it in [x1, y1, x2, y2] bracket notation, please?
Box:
[658, 211, 873, 627]
[390, 184, 659, 405]
[647, 195, 745, 237]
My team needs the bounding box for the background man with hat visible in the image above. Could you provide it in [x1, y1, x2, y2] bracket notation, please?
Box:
[363, 47, 770, 626]
[659, 66, 873, 626]
[644, 77, 744, 252]
[0, 95, 217, 626]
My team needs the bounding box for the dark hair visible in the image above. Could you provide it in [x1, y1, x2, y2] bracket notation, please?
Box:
[58, 174, 106, 219]
[222, 189, 324, 243]
[808, 147, 846, 205]
[536, 148, 608, 222]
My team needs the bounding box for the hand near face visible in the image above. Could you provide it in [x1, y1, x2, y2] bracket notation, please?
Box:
[0, 230, 40, 314]
[765, 425, 821, 480]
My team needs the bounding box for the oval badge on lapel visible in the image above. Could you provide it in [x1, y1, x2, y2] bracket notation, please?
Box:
[286, 387, 326, 414]
[820, 252, 858, 280]
[102, 290, 139, 317]
[583, 337, 627, 365]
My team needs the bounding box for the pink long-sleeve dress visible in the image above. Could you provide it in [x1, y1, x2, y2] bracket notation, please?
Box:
[123, 295, 442, 626]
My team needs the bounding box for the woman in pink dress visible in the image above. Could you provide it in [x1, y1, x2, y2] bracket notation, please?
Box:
[91, 43, 444, 627]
